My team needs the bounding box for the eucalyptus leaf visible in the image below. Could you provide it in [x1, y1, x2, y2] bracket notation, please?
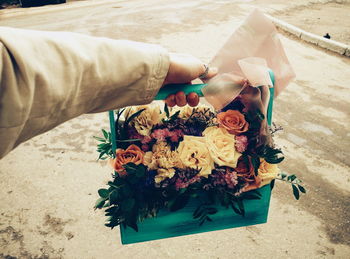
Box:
[292, 184, 300, 200]
[288, 174, 297, 182]
[98, 189, 109, 198]
[169, 193, 190, 212]
[94, 197, 106, 209]
[298, 185, 306, 193]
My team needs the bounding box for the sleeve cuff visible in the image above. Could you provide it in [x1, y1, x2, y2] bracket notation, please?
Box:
[142, 46, 170, 104]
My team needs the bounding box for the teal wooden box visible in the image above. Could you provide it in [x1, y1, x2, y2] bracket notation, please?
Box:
[108, 71, 275, 244]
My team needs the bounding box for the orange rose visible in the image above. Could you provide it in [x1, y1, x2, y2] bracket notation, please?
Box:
[110, 144, 144, 177]
[217, 110, 249, 135]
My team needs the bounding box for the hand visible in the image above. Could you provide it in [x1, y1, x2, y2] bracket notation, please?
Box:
[163, 53, 217, 107]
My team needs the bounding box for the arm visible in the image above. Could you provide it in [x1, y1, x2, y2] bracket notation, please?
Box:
[0, 27, 217, 158]
[0, 27, 170, 157]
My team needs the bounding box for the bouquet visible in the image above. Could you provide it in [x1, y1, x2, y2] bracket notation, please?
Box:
[94, 85, 305, 233]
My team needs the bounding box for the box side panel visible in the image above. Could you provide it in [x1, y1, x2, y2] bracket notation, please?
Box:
[120, 184, 271, 244]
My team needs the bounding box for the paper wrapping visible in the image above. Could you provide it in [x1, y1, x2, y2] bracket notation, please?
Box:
[203, 9, 295, 110]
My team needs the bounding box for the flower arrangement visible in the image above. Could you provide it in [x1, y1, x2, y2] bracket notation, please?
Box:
[94, 86, 305, 232]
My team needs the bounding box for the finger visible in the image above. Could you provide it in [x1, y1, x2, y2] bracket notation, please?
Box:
[165, 94, 176, 107]
[187, 92, 199, 107]
[200, 66, 218, 83]
[175, 91, 187, 107]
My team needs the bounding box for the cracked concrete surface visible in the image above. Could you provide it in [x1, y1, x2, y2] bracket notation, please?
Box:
[0, 0, 349, 258]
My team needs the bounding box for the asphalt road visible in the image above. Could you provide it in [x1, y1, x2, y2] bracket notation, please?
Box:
[0, 0, 349, 258]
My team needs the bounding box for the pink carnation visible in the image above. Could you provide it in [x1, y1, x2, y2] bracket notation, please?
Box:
[141, 136, 152, 144]
[224, 171, 238, 189]
[151, 128, 170, 142]
[168, 129, 183, 143]
[175, 175, 200, 191]
[235, 135, 248, 153]
[151, 128, 183, 143]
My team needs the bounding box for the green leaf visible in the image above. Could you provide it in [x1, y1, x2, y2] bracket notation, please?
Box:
[242, 193, 261, 200]
[169, 110, 180, 121]
[102, 129, 109, 139]
[93, 136, 106, 142]
[120, 184, 132, 198]
[298, 185, 306, 193]
[126, 220, 138, 232]
[193, 206, 204, 219]
[116, 139, 141, 143]
[169, 193, 190, 212]
[292, 184, 300, 200]
[121, 198, 135, 212]
[109, 190, 119, 204]
[103, 201, 111, 208]
[231, 202, 242, 216]
[94, 197, 106, 209]
[108, 182, 119, 189]
[206, 207, 218, 215]
[125, 108, 146, 126]
[288, 174, 297, 182]
[246, 189, 262, 198]
[124, 163, 146, 178]
[237, 199, 245, 217]
[250, 155, 260, 175]
[98, 152, 107, 160]
[164, 103, 170, 118]
[98, 189, 109, 198]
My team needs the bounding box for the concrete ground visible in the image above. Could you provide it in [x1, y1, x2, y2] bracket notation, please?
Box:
[0, 0, 349, 258]
[274, 1, 350, 45]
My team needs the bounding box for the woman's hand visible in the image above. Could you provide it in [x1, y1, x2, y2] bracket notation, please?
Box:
[163, 53, 217, 107]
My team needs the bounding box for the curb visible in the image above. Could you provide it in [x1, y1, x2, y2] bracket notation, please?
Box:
[266, 14, 350, 57]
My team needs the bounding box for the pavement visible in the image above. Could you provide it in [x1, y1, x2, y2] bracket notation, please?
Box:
[0, 0, 349, 258]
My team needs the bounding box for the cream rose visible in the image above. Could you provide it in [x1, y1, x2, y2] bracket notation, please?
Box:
[124, 104, 163, 136]
[203, 126, 242, 168]
[177, 135, 214, 177]
[143, 142, 180, 183]
[258, 159, 279, 187]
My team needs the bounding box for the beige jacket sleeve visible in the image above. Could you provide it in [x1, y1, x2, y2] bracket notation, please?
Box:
[0, 27, 170, 158]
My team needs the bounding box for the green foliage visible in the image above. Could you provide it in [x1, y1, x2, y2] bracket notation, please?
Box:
[257, 145, 284, 164]
[94, 104, 305, 232]
[244, 108, 264, 130]
[169, 192, 190, 212]
[164, 103, 170, 118]
[95, 163, 151, 231]
[94, 129, 113, 160]
[193, 204, 218, 226]
[277, 172, 306, 200]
